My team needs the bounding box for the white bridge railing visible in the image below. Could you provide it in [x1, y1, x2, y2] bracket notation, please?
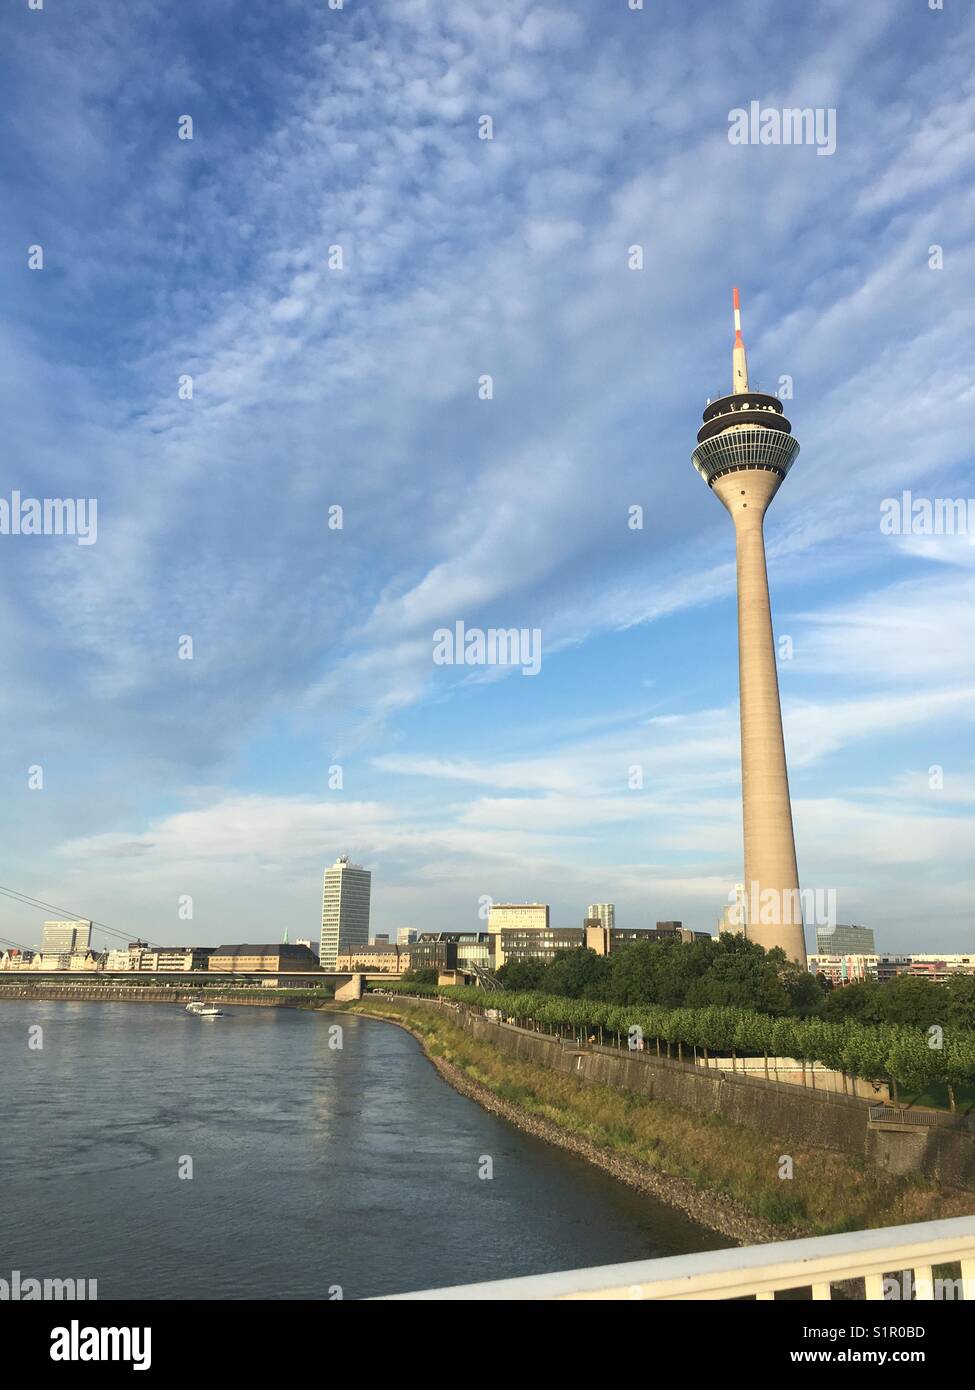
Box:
[376, 1216, 975, 1301]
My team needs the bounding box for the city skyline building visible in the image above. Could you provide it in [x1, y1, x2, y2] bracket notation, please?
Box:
[692, 290, 806, 965]
[41, 920, 92, 958]
[586, 903, 615, 932]
[817, 923, 876, 955]
[320, 856, 371, 970]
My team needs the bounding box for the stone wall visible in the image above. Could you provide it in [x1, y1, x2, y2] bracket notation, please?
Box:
[409, 998, 975, 1189]
[697, 1055, 889, 1101]
[461, 1010, 870, 1154]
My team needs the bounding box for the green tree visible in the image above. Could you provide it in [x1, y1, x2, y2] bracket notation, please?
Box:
[540, 948, 610, 1000]
[823, 979, 880, 1022]
[401, 967, 438, 987]
[943, 1030, 975, 1112]
[604, 936, 719, 1008]
[685, 939, 791, 1014]
[943, 975, 975, 1031]
[885, 1031, 942, 1103]
[496, 960, 546, 991]
[776, 954, 826, 1015]
[876, 975, 944, 1030]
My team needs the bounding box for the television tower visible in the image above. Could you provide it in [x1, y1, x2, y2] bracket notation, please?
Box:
[692, 290, 806, 964]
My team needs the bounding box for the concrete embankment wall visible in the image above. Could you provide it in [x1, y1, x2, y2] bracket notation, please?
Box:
[0, 984, 326, 1009]
[404, 999, 975, 1190]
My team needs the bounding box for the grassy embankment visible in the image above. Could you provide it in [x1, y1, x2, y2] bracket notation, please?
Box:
[352, 995, 975, 1237]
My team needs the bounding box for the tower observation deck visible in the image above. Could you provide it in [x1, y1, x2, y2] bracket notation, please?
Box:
[692, 391, 800, 486]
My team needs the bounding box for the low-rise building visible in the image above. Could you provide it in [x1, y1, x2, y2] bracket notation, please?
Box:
[415, 932, 492, 970]
[902, 957, 975, 983]
[500, 922, 710, 967]
[153, 946, 214, 972]
[809, 952, 975, 985]
[488, 904, 549, 967]
[208, 944, 321, 974]
[619, 923, 709, 946]
[808, 953, 879, 985]
[335, 944, 404, 972]
[0, 949, 34, 970]
[103, 943, 213, 972]
[408, 938, 458, 974]
[67, 952, 104, 971]
[500, 926, 589, 965]
[31, 953, 79, 970]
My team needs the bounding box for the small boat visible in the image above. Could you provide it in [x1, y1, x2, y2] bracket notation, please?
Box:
[185, 1001, 206, 1014]
[196, 1006, 223, 1017]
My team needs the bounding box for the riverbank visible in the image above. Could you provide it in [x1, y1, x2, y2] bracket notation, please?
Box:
[0, 984, 334, 1008]
[348, 996, 975, 1244]
[352, 1001, 773, 1244]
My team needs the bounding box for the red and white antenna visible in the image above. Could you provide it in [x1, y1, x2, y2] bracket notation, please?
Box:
[732, 286, 749, 394]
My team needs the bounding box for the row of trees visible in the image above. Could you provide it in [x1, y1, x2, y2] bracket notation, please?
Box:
[498, 935, 824, 1015]
[377, 980, 975, 1105]
[496, 936, 975, 1031]
[822, 973, 975, 1030]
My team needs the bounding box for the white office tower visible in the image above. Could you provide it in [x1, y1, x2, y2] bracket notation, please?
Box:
[320, 857, 371, 969]
[41, 920, 92, 956]
[587, 903, 615, 932]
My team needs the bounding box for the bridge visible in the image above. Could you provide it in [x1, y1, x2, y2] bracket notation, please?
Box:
[377, 1214, 975, 1300]
[0, 968, 401, 993]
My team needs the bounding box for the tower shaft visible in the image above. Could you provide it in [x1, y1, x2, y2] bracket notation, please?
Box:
[713, 470, 805, 962]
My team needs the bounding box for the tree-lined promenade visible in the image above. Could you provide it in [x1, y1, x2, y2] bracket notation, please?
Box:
[389, 935, 975, 1110]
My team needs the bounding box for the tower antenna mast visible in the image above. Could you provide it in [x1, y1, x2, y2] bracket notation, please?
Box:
[732, 286, 749, 394]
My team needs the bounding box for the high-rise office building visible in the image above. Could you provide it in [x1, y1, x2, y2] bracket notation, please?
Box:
[816, 924, 875, 955]
[320, 857, 371, 970]
[396, 928, 417, 946]
[692, 290, 806, 964]
[586, 903, 615, 932]
[41, 920, 92, 957]
[487, 903, 549, 967]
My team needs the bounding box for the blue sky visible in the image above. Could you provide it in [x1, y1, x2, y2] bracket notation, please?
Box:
[1, 0, 973, 953]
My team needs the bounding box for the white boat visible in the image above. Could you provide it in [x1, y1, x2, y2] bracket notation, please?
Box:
[196, 1005, 223, 1017]
[185, 1001, 206, 1014]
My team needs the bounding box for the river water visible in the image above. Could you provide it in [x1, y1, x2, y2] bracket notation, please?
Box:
[0, 1000, 726, 1298]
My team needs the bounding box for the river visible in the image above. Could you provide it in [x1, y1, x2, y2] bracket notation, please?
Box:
[0, 1000, 726, 1298]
